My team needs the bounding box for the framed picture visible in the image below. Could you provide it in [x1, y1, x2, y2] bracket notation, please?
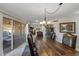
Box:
[60, 22, 76, 33]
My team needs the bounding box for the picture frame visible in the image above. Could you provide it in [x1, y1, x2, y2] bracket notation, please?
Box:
[59, 22, 76, 33]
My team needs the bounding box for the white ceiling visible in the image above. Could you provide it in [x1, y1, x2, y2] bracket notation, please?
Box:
[0, 3, 79, 23]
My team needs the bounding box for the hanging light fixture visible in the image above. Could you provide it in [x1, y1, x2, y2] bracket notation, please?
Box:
[40, 3, 63, 25]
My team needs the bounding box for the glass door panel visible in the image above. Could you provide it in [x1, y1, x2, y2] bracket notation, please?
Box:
[3, 17, 12, 55]
[13, 21, 23, 49]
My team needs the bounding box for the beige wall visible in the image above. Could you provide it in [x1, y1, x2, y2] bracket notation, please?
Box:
[0, 13, 3, 56]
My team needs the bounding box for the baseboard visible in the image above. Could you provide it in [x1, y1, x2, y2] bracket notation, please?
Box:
[76, 48, 79, 51]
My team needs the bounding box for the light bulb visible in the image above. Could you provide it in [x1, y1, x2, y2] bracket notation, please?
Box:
[47, 21, 51, 24]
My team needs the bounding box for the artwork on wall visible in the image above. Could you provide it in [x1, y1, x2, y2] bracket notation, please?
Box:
[60, 22, 76, 33]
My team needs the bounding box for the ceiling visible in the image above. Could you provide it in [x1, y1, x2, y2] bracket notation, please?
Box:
[0, 3, 79, 23]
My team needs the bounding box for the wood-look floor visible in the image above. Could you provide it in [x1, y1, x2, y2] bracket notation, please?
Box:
[35, 37, 79, 56]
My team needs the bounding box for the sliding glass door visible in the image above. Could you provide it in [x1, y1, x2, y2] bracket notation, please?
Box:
[3, 17, 26, 55]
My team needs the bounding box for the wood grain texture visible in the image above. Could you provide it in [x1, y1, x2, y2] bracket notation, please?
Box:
[35, 37, 79, 56]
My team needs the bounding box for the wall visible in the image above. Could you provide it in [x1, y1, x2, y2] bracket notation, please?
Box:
[26, 24, 29, 45]
[0, 13, 3, 56]
[53, 17, 79, 51]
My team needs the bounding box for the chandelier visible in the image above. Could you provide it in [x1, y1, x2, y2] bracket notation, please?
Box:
[40, 3, 63, 26]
